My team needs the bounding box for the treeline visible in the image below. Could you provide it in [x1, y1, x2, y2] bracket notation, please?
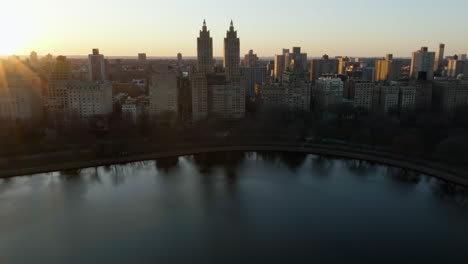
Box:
[1, 104, 468, 168]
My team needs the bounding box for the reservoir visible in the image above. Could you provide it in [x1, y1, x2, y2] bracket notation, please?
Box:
[1, 152, 467, 263]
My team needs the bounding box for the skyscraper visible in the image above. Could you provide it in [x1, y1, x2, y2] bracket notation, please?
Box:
[45, 56, 71, 113]
[177, 53, 183, 64]
[310, 54, 339, 83]
[273, 49, 289, 82]
[29, 51, 38, 65]
[410, 47, 435, 81]
[88, 49, 106, 82]
[224, 20, 240, 82]
[447, 58, 468, 78]
[434, 43, 445, 71]
[138, 53, 147, 63]
[285, 47, 307, 72]
[197, 20, 213, 73]
[338, 57, 350, 75]
[149, 72, 178, 116]
[243, 49, 258, 67]
[375, 54, 402, 82]
[191, 72, 208, 121]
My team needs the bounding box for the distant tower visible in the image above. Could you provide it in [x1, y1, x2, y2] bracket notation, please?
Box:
[45, 53, 53, 61]
[274, 49, 289, 82]
[88, 49, 106, 82]
[243, 49, 258, 67]
[410, 47, 435, 81]
[224, 20, 240, 82]
[177, 53, 182, 64]
[197, 20, 213, 73]
[434, 43, 445, 71]
[138, 53, 147, 62]
[30, 51, 38, 65]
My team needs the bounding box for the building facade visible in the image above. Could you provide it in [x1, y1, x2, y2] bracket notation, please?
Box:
[447, 59, 468, 79]
[315, 77, 344, 110]
[373, 86, 400, 113]
[88, 49, 107, 82]
[66, 81, 113, 118]
[197, 20, 213, 73]
[434, 43, 445, 72]
[375, 54, 402, 82]
[410, 47, 435, 81]
[243, 50, 258, 67]
[149, 72, 178, 116]
[433, 80, 468, 114]
[224, 20, 240, 82]
[310, 55, 339, 83]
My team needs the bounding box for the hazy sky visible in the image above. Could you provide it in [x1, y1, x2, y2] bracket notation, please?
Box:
[2, 0, 468, 57]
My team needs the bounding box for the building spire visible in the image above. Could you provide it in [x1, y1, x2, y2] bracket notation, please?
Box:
[202, 19, 207, 32]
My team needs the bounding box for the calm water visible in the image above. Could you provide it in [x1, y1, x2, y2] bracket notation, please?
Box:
[1, 152, 468, 263]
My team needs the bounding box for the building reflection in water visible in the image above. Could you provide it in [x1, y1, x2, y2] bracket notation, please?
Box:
[432, 180, 468, 209]
[345, 159, 377, 177]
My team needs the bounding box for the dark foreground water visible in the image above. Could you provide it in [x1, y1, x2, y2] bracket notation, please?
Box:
[1, 152, 468, 263]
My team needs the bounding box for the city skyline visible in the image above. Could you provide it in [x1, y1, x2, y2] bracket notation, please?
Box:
[2, 0, 468, 57]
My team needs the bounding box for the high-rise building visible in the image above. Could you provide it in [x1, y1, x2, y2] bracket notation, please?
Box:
[373, 86, 400, 113]
[461, 54, 467, 61]
[274, 49, 289, 82]
[410, 47, 435, 81]
[398, 86, 416, 112]
[88, 49, 106, 82]
[345, 80, 374, 110]
[191, 72, 208, 121]
[447, 58, 468, 79]
[310, 55, 339, 83]
[66, 82, 113, 118]
[273, 49, 290, 81]
[138, 53, 147, 63]
[375, 54, 402, 82]
[256, 73, 310, 113]
[45, 56, 71, 113]
[240, 66, 268, 97]
[266, 60, 275, 77]
[177, 53, 183, 65]
[224, 20, 240, 82]
[177, 75, 192, 122]
[434, 43, 445, 72]
[285, 47, 307, 72]
[243, 49, 258, 67]
[433, 80, 468, 114]
[149, 72, 178, 116]
[0, 73, 43, 121]
[338, 57, 350, 75]
[29, 51, 38, 65]
[315, 77, 344, 110]
[45, 53, 53, 61]
[197, 20, 213, 73]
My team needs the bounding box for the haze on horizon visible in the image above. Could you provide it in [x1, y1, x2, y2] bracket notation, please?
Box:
[2, 0, 468, 58]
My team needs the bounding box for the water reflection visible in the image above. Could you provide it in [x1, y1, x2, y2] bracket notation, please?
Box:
[1, 152, 468, 264]
[256, 151, 307, 171]
[155, 157, 179, 172]
[386, 167, 421, 185]
[432, 180, 468, 209]
[310, 155, 334, 176]
[344, 159, 377, 177]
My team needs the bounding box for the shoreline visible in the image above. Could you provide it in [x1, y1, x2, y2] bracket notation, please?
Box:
[1, 144, 467, 187]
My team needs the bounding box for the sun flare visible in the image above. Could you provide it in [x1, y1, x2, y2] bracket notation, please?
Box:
[0, 3, 37, 55]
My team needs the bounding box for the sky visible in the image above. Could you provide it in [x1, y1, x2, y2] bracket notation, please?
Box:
[2, 0, 468, 58]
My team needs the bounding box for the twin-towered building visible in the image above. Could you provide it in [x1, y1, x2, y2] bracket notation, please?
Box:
[192, 20, 245, 121]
